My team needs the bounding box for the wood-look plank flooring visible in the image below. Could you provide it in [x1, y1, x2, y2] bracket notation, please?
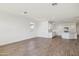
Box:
[0, 37, 79, 56]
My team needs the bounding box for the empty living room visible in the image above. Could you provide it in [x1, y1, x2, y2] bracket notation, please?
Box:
[0, 3, 79, 56]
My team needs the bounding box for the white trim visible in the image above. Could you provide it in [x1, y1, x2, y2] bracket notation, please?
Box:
[0, 36, 35, 46]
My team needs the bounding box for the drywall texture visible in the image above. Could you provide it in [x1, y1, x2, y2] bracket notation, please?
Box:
[37, 21, 53, 38]
[0, 12, 38, 45]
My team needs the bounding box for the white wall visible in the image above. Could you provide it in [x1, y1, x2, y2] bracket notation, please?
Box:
[37, 21, 53, 38]
[0, 12, 38, 45]
[37, 21, 48, 37]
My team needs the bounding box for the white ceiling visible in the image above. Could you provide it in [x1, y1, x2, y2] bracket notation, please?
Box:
[0, 3, 79, 22]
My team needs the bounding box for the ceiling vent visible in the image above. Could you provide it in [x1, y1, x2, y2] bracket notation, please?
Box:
[52, 3, 58, 6]
[24, 11, 27, 14]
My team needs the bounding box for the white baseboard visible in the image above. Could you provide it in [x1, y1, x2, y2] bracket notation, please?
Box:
[0, 36, 52, 46]
[37, 35, 52, 38]
[0, 36, 36, 46]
